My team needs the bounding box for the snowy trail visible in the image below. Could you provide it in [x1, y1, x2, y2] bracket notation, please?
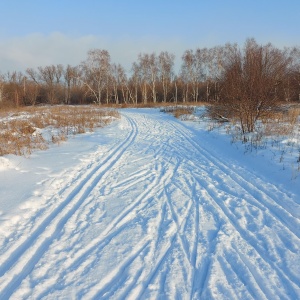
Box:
[0, 109, 299, 299]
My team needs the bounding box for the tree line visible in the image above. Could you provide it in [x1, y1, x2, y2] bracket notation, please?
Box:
[0, 38, 299, 113]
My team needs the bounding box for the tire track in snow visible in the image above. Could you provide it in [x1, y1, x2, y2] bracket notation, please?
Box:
[0, 115, 138, 299]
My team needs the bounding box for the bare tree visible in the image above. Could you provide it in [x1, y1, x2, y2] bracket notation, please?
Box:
[204, 46, 224, 102]
[111, 64, 120, 104]
[130, 62, 140, 104]
[158, 51, 175, 103]
[148, 53, 159, 103]
[118, 65, 129, 104]
[181, 50, 193, 102]
[35, 65, 64, 104]
[135, 53, 159, 103]
[173, 75, 179, 103]
[5, 71, 26, 106]
[180, 49, 203, 102]
[26, 68, 41, 105]
[80, 49, 111, 104]
[38, 65, 55, 104]
[0, 74, 5, 103]
[2, 38, 300, 109]
[24, 80, 39, 106]
[111, 63, 128, 104]
[63, 65, 78, 104]
[26, 68, 39, 85]
[288, 46, 300, 102]
[136, 55, 149, 104]
[218, 39, 291, 133]
[193, 48, 207, 102]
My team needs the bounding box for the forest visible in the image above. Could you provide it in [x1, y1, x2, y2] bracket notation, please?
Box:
[0, 38, 300, 132]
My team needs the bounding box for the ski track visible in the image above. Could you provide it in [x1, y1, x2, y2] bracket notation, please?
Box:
[0, 116, 138, 298]
[0, 109, 299, 299]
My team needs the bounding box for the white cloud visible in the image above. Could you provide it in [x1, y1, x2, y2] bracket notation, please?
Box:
[0, 32, 190, 74]
[0, 33, 98, 72]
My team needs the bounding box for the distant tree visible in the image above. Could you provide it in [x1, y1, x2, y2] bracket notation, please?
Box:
[218, 39, 291, 133]
[23, 79, 39, 106]
[181, 50, 193, 102]
[158, 51, 175, 103]
[147, 53, 159, 103]
[130, 62, 140, 104]
[111, 63, 128, 104]
[26, 68, 41, 105]
[39, 65, 56, 104]
[111, 63, 120, 104]
[204, 46, 225, 102]
[193, 48, 207, 102]
[289, 46, 300, 102]
[63, 65, 79, 105]
[5, 71, 26, 106]
[180, 49, 205, 102]
[118, 65, 129, 104]
[173, 75, 178, 103]
[0, 74, 4, 104]
[1, 38, 300, 110]
[80, 49, 111, 104]
[136, 55, 149, 104]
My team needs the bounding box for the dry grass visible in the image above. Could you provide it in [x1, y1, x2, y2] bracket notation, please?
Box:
[261, 107, 300, 136]
[160, 105, 196, 119]
[0, 105, 120, 156]
[118, 101, 206, 109]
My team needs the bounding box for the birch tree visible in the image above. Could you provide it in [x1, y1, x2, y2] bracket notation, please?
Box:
[181, 50, 193, 102]
[158, 51, 175, 103]
[81, 49, 111, 104]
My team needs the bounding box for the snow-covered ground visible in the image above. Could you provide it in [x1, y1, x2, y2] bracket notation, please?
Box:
[0, 108, 299, 299]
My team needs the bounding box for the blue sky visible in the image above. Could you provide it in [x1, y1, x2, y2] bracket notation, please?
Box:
[0, 0, 299, 73]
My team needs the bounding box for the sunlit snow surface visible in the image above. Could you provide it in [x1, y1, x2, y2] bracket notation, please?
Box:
[0, 108, 299, 299]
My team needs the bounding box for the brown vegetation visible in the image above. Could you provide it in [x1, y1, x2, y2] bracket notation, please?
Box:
[0, 106, 119, 156]
[160, 106, 196, 119]
[207, 39, 299, 133]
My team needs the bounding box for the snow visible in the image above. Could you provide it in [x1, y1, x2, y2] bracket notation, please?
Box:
[0, 108, 299, 299]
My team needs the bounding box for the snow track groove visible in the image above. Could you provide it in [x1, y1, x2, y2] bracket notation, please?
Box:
[169, 120, 300, 236]
[0, 109, 299, 299]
